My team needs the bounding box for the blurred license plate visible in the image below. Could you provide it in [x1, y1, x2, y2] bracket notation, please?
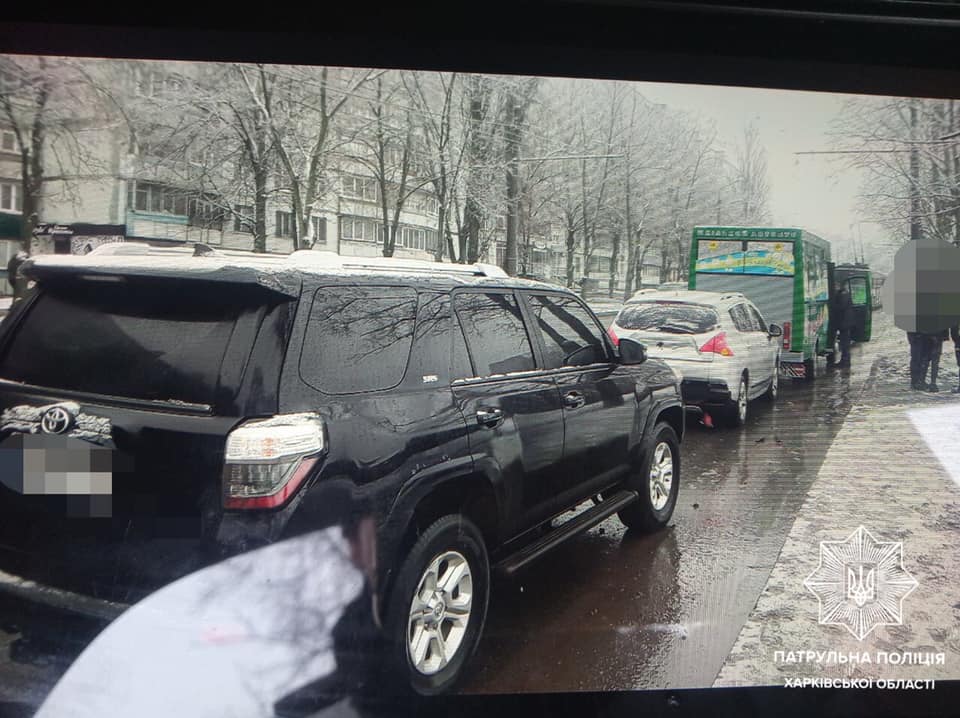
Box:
[0, 433, 113, 516]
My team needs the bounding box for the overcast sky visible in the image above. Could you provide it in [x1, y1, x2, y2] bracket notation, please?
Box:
[632, 81, 891, 269]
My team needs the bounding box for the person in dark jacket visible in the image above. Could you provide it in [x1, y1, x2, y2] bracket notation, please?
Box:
[832, 285, 854, 368]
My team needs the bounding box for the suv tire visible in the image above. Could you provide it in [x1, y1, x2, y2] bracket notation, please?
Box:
[619, 422, 680, 532]
[384, 514, 489, 695]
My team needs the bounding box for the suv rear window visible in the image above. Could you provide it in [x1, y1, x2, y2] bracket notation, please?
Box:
[617, 302, 720, 334]
[0, 285, 253, 405]
[300, 285, 418, 394]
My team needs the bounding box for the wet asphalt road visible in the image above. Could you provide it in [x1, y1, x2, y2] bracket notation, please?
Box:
[0, 345, 872, 709]
[463, 346, 871, 693]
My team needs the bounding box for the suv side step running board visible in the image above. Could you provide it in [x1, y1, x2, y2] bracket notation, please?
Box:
[496, 490, 639, 576]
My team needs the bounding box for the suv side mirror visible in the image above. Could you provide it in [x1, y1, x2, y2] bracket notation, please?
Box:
[619, 337, 647, 364]
[768, 323, 783, 337]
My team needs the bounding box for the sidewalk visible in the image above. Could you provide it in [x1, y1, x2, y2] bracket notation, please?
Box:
[714, 312, 960, 686]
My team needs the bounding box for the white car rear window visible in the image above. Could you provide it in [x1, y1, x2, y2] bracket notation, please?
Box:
[617, 302, 720, 334]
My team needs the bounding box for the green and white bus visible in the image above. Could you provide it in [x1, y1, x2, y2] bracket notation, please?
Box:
[688, 226, 832, 380]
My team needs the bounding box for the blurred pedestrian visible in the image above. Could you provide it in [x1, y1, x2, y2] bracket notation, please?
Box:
[925, 329, 948, 393]
[908, 331, 930, 390]
[832, 285, 854, 368]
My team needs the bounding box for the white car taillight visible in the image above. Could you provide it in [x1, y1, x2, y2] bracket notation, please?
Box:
[223, 413, 326, 510]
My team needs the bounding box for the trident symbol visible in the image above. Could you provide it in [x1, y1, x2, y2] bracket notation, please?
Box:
[847, 565, 876, 607]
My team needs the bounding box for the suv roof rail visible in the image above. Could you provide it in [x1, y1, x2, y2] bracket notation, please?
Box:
[719, 292, 745, 300]
[87, 243, 189, 256]
[86, 242, 260, 258]
[287, 250, 509, 277]
[75, 244, 510, 277]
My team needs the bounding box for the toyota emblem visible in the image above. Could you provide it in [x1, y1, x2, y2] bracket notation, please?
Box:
[40, 405, 74, 435]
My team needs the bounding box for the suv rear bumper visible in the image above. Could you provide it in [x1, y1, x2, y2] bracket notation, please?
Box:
[0, 523, 221, 608]
[0, 566, 128, 620]
[681, 378, 731, 405]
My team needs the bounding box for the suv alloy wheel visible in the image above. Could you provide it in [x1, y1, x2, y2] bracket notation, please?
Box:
[618, 422, 681, 532]
[384, 515, 489, 695]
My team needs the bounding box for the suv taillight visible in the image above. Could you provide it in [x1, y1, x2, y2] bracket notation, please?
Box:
[223, 413, 325, 510]
[699, 332, 734, 356]
[782, 321, 792, 351]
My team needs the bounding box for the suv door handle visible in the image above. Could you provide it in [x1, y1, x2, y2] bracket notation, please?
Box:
[476, 407, 504, 428]
[563, 391, 586, 409]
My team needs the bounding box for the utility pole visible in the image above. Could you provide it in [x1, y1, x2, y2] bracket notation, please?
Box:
[910, 100, 922, 241]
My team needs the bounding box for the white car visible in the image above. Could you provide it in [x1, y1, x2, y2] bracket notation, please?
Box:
[609, 290, 781, 426]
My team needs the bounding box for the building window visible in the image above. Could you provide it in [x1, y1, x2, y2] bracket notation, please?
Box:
[0, 181, 22, 213]
[128, 181, 190, 216]
[1, 130, 17, 153]
[394, 225, 435, 251]
[412, 193, 438, 216]
[188, 196, 224, 230]
[310, 216, 326, 244]
[589, 255, 611, 274]
[400, 227, 427, 250]
[233, 205, 254, 233]
[340, 216, 379, 242]
[132, 182, 148, 211]
[276, 211, 294, 238]
[342, 176, 378, 202]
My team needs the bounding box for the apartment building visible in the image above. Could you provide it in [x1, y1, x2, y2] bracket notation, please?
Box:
[1, 59, 662, 296]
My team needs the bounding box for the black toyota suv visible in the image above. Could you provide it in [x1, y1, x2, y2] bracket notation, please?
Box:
[0, 246, 684, 694]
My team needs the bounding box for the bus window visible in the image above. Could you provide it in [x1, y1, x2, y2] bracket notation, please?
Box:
[849, 277, 869, 306]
